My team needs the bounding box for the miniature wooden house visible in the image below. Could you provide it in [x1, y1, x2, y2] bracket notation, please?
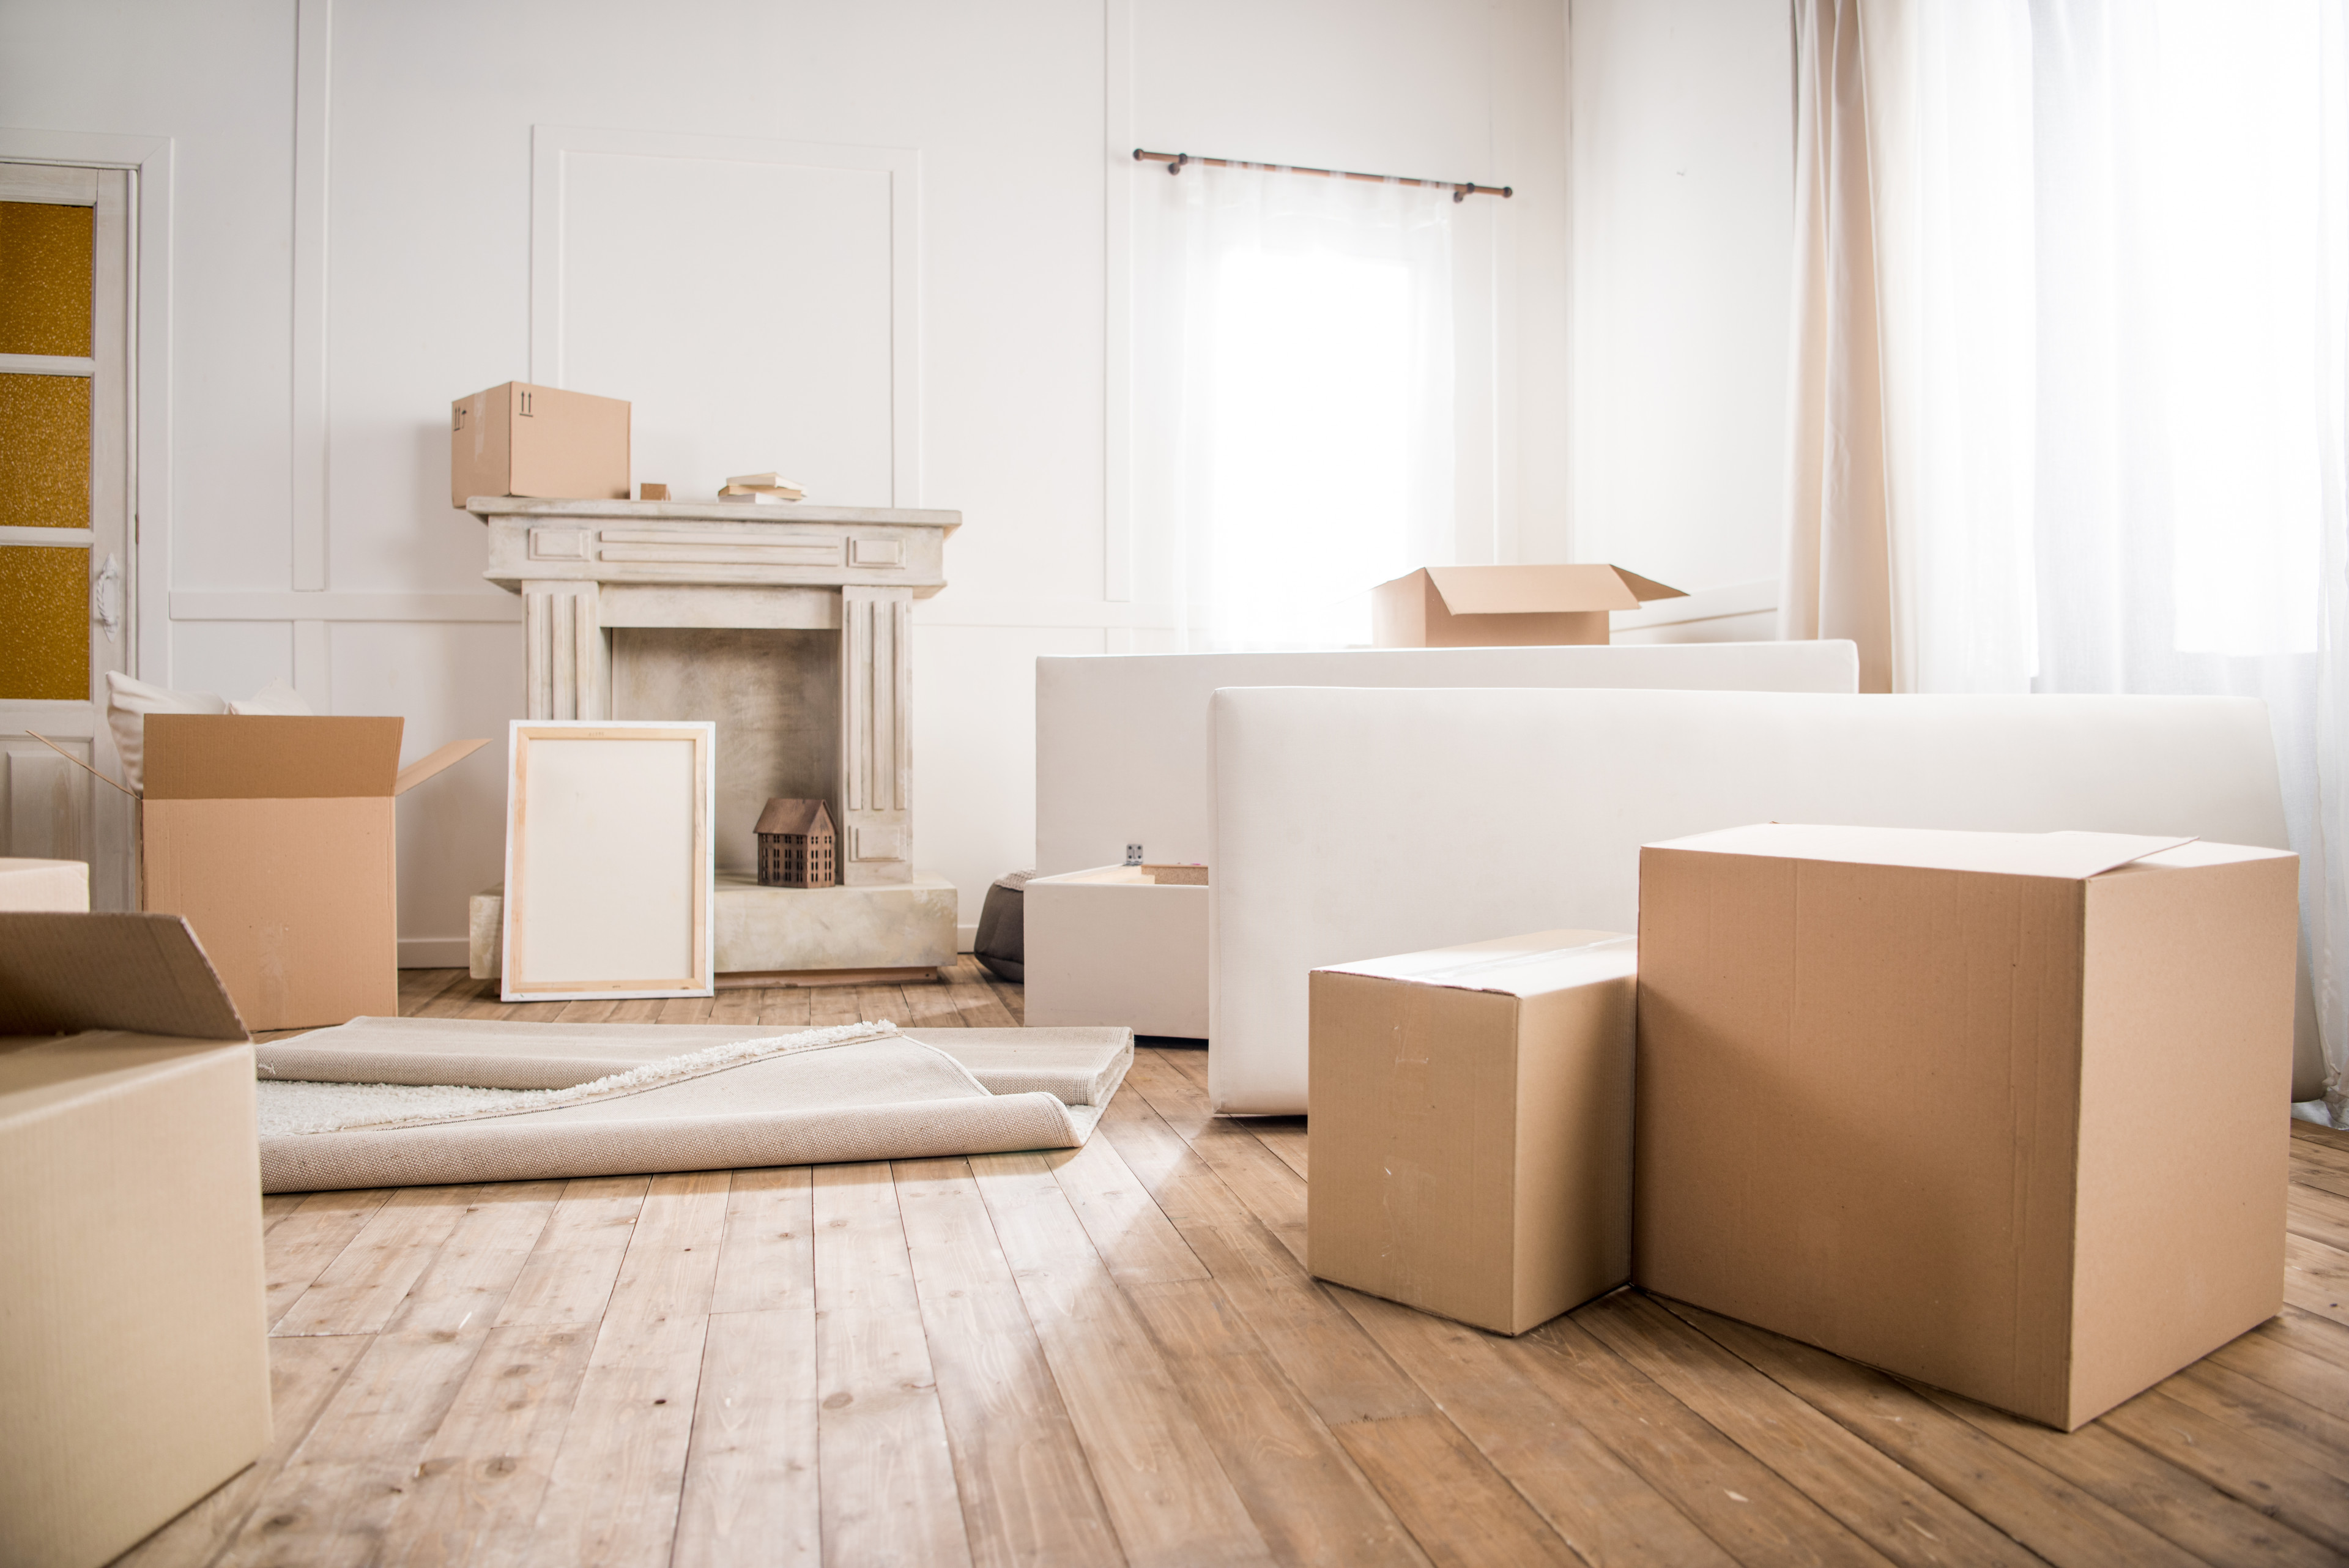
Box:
[755, 798, 837, 889]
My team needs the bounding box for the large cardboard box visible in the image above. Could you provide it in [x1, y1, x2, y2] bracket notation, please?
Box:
[141, 716, 485, 1031]
[451, 380, 630, 508]
[1309, 929, 1638, 1334]
[1024, 863, 1210, 1039]
[1636, 823, 2298, 1430]
[0, 912, 268, 1568]
[1371, 565, 1685, 648]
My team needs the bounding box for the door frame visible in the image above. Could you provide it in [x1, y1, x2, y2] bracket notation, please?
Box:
[0, 131, 171, 909]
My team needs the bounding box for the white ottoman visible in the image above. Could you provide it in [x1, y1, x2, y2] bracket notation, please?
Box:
[1022, 865, 1209, 1039]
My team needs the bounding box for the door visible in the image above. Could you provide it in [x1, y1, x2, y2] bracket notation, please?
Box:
[0, 162, 135, 907]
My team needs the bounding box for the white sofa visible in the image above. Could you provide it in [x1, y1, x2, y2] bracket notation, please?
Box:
[1211, 687, 2322, 1113]
[1036, 642, 1860, 874]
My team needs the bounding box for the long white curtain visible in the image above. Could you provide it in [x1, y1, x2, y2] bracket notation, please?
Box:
[1785, 0, 2349, 1110]
[1132, 163, 1455, 650]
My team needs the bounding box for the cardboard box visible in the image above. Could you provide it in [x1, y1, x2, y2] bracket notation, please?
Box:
[1371, 565, 1686, 648]
[0, 912, 267, 1568]
[451, 381, 631, 509]
[1023, 864, 1209, 1038]
[140, 716, 486, 1031]
[0, 856, 89, 910]
[1309, 929, 1638, 1334]
[1635, 823, 2298, 1430]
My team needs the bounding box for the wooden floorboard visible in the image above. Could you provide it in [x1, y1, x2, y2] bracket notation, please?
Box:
[114, 968, 2349, 1567]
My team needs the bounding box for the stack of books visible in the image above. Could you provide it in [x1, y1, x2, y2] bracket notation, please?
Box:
[718, 471, 803, 503]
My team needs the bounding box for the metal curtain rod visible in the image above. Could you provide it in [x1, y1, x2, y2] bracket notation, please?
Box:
[1133, 147, 1512, 202]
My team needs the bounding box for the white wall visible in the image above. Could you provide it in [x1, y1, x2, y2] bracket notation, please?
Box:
[1567, 0, 1794, 601]
[0, 0, 1571, 956]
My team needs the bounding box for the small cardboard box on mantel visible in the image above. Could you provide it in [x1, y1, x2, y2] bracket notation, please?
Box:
[0, 912, 268, 1568]
[141, 716, 488, 1031]
[451, 381, 631, 508]
[1309, 929, 1639, 1336]
[1371, 564, 1685, 647]
[1635, 823, 2299, 1430]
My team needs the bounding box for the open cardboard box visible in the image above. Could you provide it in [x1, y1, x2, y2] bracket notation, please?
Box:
[0, 912, 267, 1568]
[1371, 565, 1686, 647]
[141, 716, 487, 1031]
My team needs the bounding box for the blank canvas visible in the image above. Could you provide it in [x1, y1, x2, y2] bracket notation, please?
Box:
[502, 721, 713, 1000]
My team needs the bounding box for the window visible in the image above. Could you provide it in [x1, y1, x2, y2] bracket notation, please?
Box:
[1132, 163, 1455, 649]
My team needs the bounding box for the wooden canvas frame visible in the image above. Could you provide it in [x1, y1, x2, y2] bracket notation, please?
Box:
[501, 720, 714, 1001]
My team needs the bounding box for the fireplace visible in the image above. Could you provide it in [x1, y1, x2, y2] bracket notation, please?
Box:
[465, 497, 960, 980]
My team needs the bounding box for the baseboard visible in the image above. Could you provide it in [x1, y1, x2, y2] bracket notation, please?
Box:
[399, 935, 472, 968]
[957, 922, 978, 954]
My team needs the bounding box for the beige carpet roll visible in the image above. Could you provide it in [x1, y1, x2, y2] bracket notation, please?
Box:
[255, 1018, 1134, 1194]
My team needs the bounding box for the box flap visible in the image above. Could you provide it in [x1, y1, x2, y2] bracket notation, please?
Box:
[0, 912, 249, 1039]
[144, 715, 404, 800]
[1318, 928, 1636, 997]
[394, 737, 491, 797]
[1649, 823, 2199, 880]
[1422, 565, 1688, 615]
[2124, 839, 2297, 871]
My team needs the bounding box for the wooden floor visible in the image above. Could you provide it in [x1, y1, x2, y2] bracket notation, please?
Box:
[123, 959, 2349, 1568]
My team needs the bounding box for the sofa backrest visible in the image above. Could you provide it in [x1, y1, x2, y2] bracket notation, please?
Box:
[1210, 686, 2315, 1113]
[1036, 641, 1860, 876]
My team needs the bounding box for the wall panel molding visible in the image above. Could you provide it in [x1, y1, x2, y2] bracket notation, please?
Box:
[172, 591, 523, 622]
[167, 581, 1783, 639]
[529, 125, 922, 506]
[170, 590, 1156, 631]
[1102, 0, 1135, 602]
[291, 0, 332, 591]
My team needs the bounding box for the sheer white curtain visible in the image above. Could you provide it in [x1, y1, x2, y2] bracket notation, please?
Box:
[1784, 0, 2349, 1110]
[1132, 163, 1455, 649]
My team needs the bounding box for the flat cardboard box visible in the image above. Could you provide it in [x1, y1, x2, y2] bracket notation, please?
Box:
[1023, 864, 1209, 1038]
[0, 856, 89, 910]
[451, 381, 631, 508]
[0, 912, 267, 1568]
[140, 716, 486, 1031]
[1371, 565, 1685, 648]
[1310, 929, 1638, 1334]
[1635, 823, 2299, 1430]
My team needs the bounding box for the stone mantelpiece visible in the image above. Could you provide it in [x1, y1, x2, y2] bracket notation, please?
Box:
[472, 497, 960, 897]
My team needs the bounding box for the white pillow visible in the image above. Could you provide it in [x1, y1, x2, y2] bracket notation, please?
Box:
[105, 674, 313, 792]
[104, 671, 225, 793]
[226, 679, 313, 717]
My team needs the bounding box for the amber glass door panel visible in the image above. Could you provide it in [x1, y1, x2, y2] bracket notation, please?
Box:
[0, 195, 97, 701]
[0, 198, 93, 355]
